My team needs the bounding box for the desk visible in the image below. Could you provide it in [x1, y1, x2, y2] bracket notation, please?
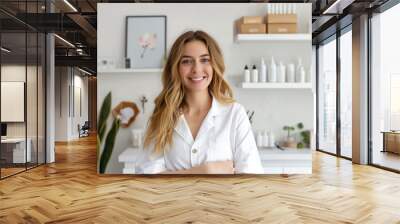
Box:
[1, 138, 32, 163]
[258, 148, 312, 174]
[382, 131, 400, 154]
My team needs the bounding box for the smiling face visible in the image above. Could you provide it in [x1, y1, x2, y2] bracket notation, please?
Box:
[178, 40, 213, 93]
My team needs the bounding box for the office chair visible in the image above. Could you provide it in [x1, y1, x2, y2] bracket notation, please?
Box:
[78, 121, 90, 138]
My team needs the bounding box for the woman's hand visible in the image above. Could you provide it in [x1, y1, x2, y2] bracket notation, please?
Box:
[160, 160, 234, 174]
[198, 160, 234, 174]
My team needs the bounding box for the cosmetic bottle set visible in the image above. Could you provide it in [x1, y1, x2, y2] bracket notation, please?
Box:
[267, 3, 297, 14]
[256, 130, 275, 148]
[243, 57, 308, 83]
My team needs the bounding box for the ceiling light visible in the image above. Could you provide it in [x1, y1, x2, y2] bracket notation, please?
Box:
[54, 34, 75, 48]
[322, 0, 355, 14]
[1, 47, 11, 53]
[78, 67, 92, 76]
[63, 0, 78, 12]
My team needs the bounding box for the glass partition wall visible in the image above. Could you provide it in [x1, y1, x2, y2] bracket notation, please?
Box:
[0, 2, 46, 179]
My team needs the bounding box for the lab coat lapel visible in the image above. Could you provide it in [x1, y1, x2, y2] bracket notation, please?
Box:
[174, 114, 194, 145]
[195, 97, 222, 141]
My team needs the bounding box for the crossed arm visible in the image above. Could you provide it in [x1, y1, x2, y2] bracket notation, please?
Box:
[160, 160, 234, 174]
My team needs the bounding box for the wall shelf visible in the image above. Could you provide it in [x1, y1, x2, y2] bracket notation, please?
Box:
[241, 82, 312, 89]
[236, 33, 311, 42]
[98, 68, 163, 74]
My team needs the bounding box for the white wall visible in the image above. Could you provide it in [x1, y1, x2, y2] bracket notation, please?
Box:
[98, 3, 313, 173]
[1, 65, 37, 138]
[55, 67, 69, 141]
[54, 67, 89, 141]
[1, 64, 46, 163]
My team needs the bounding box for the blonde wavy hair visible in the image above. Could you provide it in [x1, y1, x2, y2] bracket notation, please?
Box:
[144, 30, 234, 154]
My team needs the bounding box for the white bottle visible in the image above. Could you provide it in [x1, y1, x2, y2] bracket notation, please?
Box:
[287, 4, 293, 14]
[293, 4, 297, 14]
[282, 3, 287, 14]
[267, 4, 271, 14]
[297, 67, 306, 83]
[269, 57, 277, 82]
[260, 58, 267, 83]
[251, 65, 258, 83]
[287, 63, 295, 82]
[256, 131, 263, 147]
[269, 132, 275, 147]
[262, 131, 269, 148]
[301, 68, 306, 82]
[277, 62, 286, 83]
[296, 58, 303, 81]
[244, 65, 250, 83]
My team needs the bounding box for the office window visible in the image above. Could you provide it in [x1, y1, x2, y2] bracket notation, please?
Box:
[371, 3, 400, 171]
[318, 37, 337, 154]
[340, 28, 352, 158]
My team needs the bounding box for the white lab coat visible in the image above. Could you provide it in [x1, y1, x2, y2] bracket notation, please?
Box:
[137, 97, 264, 174]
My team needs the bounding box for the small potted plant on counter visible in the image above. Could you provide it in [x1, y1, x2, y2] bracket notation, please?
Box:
[282, 125, 297, 148]
[281, 122, 310, 149]
[296, 122, 310, 149]
[297, 123, 310, 149]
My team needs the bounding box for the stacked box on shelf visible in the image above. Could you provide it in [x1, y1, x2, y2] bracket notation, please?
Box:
[236, 16, 266, 34]
[266, 14, 298, 33]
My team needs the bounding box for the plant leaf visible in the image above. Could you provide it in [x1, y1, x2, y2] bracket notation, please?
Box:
[96, 135, 100, 173]
[297, 122, 304, 129]
[99, 118, 120, 174]
[98, 123, 107, 144]
[98, 92, 112, 142]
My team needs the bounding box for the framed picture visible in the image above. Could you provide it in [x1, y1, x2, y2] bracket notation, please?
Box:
[125, 16, 166, 69]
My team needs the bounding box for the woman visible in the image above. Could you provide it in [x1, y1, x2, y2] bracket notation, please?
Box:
[137, 30, 263, 174]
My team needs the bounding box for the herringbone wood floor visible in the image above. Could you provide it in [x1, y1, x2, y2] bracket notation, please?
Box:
[1, 136, 400, 224]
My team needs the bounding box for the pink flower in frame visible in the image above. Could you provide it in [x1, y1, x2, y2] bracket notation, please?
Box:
[138, 33, 157, 58]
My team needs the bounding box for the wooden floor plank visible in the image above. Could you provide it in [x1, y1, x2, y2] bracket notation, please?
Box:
[0, 135, 399, 223]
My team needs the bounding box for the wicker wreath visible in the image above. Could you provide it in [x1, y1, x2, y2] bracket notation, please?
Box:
[112, 101, 140, 128]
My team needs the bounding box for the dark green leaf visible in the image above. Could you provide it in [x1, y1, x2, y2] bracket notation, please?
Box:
[98, 92, 112, 142]
[99, 118, 120, 174]
[297, 122, 304, 129]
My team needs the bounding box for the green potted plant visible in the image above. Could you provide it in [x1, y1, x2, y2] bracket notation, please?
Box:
[295, 122, 310, 149]
[282, 122, 310, 149]
[282, 125, 296, 148]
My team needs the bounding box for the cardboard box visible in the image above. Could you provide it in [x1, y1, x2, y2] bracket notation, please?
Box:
[268, 24, 297, 34]
[266, 14, 297, 34]
[237, 23, 267, 34]
[241, 16, 263, 24]
[266, 14, 297, 24]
